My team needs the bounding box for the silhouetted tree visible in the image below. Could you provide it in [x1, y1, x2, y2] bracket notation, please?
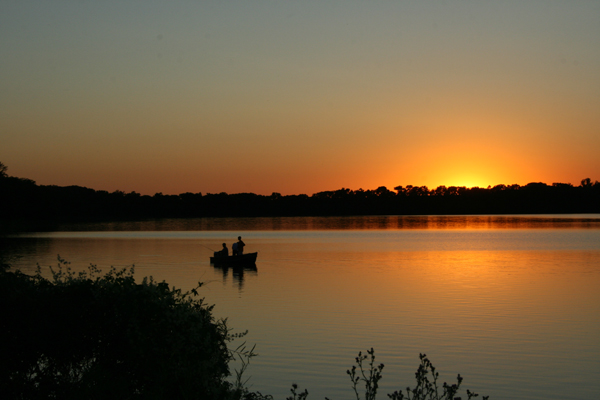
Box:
[581, 178, 592, 187]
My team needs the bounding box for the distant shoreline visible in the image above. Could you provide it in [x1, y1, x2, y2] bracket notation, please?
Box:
[2, 174, 599, 226]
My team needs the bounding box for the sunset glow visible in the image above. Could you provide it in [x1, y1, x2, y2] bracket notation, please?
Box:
[1, 1, 599, 195]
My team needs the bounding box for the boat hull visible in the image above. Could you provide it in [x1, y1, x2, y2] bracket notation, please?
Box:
[210, 252, 258, 266]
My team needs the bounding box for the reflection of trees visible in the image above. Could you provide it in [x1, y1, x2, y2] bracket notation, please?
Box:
[1, 162, 600, 220]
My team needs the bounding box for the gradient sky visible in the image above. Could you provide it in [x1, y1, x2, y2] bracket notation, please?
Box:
[2, 1, 599, 195]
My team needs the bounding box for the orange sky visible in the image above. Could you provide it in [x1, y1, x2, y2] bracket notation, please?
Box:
[2, 1, 599, 195]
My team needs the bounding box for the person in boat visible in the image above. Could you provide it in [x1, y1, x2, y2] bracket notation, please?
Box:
[220, 243, 229, 257]
[232, 241, 239, 256]
[237, 236, 245, 255]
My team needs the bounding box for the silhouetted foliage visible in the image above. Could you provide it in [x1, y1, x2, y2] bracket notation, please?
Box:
[0, 258, 253, 400]
[1, 161, 599, 223]
[0, 161, 7, 178]
[275, 349, 488, 400]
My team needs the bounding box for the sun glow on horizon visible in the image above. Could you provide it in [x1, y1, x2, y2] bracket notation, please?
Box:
[440, 177, 493, 189]
[396, 153, 513, 192]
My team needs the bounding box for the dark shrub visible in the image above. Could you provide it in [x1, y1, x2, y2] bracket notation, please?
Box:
[0, 258, 244, 400]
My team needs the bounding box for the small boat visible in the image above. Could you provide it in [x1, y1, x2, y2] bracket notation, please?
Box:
[210, 252, 258, 266]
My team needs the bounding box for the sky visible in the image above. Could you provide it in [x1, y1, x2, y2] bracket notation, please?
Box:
[2, 1, 599, 196]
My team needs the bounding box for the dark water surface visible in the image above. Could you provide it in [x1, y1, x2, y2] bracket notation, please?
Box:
[4, 215, 600, 400]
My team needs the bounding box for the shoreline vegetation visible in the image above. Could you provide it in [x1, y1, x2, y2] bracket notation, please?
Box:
[0, 163, 599, 223]
[0, 259, 488, 400]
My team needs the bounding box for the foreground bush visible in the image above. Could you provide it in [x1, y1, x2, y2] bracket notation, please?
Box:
[350, 349, 488, 400]
[0, 257, 251, 400]
[277, 349, 488, 400]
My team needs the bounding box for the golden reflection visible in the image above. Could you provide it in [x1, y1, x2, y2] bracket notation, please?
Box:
[28, 215, 600, 233]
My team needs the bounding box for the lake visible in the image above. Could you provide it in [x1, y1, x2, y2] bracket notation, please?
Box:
[3, 215, 600, 400]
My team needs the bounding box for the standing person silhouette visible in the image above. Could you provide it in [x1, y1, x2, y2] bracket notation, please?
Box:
[232, 241, 238, 256]
[237, 236, 245, 255]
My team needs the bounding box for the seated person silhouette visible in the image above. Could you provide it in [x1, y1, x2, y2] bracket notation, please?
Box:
[220, 243, 229, 256]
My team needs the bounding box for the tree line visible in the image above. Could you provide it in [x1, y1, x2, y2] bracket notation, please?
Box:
[1, 161, 599, 222]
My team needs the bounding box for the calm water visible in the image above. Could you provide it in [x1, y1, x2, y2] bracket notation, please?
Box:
[3, 215, 600, 400]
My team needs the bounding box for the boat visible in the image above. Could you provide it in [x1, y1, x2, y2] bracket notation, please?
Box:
[210, 252, 258, 266]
